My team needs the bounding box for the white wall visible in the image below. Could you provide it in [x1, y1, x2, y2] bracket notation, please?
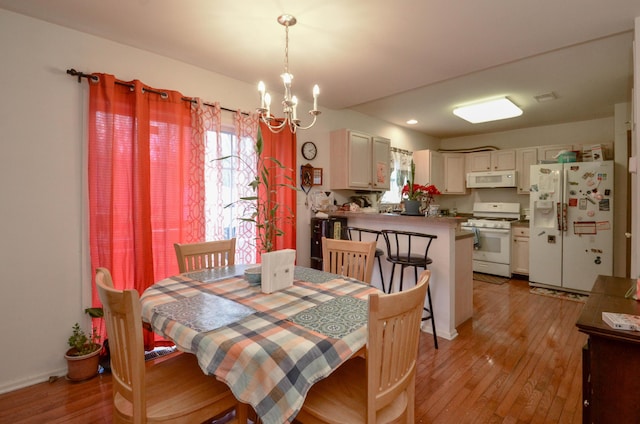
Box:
[0, 9, 435, 393]
[633, 17, 640, 278]
[441, 117, 615, 151]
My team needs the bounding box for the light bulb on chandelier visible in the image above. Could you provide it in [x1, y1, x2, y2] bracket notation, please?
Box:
[257, 14, 320, 134]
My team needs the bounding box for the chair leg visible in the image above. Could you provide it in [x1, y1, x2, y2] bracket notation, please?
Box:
[388, 263, 397, 294]
[376, 255, 386, 293]
[399, 264, 406, 292]
[423, 285, 438, 349]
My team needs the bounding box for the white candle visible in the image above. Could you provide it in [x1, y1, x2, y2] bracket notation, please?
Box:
[292, 96, 298, 121]
[265, 92, 271, 117]
[313, 84, 319, 111]
[258, 81, 266, 109]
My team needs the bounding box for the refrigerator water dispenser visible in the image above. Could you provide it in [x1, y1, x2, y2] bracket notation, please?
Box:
[533, 200, 555, 228]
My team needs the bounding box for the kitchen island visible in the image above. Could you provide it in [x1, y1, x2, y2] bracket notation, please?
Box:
[328, 211, 473, 340]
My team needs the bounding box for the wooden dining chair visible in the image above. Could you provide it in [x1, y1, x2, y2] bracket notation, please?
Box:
[321, 237, 377, 283]
[295, 270, 431, 424]
[95, 267, 247, 424]
[173, 238, 236, 273]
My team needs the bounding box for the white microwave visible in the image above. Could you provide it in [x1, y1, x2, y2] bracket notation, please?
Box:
[466, 170, 517, 188]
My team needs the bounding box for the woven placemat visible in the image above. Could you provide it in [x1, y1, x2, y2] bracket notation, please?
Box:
[288, 296, 367, 339]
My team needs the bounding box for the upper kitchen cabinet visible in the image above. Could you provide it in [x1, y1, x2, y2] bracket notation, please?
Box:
[442, 153, 467, 194]
[515, 147, 538, 194]
[413, 149, 444, 191]
[466, 150, 516, 172]
[537, 144, 573, 161]
[413, 150, 466, 195]
[330, 129, 390, 191]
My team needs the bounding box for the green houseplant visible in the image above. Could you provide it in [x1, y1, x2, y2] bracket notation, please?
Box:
[214, 130, 298, 285]
[215, 130, 297, 254]
[64, 307, 103, 381]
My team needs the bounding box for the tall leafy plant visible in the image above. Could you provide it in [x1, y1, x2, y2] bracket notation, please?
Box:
[215, 129, 297, 254]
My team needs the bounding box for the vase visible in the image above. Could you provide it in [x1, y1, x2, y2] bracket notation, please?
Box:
[65, 345, 101, 381]
[404, 200, 422, 215]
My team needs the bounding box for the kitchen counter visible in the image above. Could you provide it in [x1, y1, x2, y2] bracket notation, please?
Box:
[330, 210, 468, 225]
[327, 210, 473, 340]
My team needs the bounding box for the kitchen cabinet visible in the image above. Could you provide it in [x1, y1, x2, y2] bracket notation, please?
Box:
[466, 150, 515, 172]
[443, 153, 467, 194]
[330, 129, 390, 191]
[413, 149, 444, 190]
[537, 144, 573, 162]
[414, 150, 466, 195]
[511, 225, 529, 275]
[515, 147, 538, 194]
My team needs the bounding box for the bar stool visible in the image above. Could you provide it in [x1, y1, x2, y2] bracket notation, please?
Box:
[346, 227, 386, 293]
[381, 229, 438, 349]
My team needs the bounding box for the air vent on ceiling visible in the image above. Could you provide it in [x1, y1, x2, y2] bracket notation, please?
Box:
[534, 92, 558, 103]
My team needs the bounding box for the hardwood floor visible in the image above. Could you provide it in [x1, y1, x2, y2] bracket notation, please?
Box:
[0, 278, 586, 423]
[414, 278, 586, 424]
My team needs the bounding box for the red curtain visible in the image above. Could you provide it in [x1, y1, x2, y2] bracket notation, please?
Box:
[88, 74, 199, 347]
[258, 122, 297, 256]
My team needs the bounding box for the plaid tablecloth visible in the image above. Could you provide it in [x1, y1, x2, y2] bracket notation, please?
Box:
[140, 265, 378, 424]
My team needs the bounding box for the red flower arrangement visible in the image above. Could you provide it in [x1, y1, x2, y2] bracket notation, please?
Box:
[402, 183, 441, 201]
[402, 160, 441, 201]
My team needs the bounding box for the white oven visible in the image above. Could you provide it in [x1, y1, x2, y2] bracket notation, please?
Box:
[460, 202, 520, 278]
[469, 227, 512, 276]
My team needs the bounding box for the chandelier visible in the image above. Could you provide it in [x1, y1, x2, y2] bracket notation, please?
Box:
[257, 14, 320, 134]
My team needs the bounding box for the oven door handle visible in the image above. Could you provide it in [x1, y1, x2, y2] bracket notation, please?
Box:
[472, 228, 511, 234]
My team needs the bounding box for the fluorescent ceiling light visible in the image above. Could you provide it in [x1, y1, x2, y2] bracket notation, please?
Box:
[453, 97, 523, 124]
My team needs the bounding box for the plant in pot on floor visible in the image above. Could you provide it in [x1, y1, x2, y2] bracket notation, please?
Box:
[64, 307, 103, 381]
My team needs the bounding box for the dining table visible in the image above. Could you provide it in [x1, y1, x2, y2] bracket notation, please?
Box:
[140, 264, 380, 424]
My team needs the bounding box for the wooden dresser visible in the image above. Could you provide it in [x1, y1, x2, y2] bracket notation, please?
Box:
[576, 275, 640, 424]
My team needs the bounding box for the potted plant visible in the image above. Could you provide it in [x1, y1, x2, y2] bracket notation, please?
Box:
[215, 130, 297, 254]
[64, 307, 103, 381]
[214, 129, 298, 284]
[402, 160, 441, 215]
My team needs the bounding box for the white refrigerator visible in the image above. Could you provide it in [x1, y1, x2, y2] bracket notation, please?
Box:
[529, 160, 614, 292]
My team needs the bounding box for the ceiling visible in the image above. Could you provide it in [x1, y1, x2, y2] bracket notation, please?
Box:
[1, 0, 638, 138]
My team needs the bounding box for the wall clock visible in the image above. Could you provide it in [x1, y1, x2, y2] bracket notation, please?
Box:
[301, 141, 317, 160]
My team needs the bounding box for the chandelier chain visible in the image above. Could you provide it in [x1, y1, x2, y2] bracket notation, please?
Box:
[284, 22, 289, 77]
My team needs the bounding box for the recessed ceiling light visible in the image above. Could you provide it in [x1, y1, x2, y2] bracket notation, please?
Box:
[453, 97, 523, 124]
[406, 119, 418, 125]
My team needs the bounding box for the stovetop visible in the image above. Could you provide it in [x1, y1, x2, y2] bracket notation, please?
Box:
[461, 202, 521, 229]
[462, 217, 517, 229]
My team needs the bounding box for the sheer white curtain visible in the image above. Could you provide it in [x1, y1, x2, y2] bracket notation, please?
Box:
[194, 101, 260, 264]
[381, 148, 412, 204]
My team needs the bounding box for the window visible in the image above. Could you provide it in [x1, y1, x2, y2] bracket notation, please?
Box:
[380, 148, 412, 205]
[204, 128, 258, 264]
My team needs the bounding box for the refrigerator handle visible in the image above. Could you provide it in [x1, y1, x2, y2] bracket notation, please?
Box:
[561, 167, 568, 232]
[556, 202, 562, 230]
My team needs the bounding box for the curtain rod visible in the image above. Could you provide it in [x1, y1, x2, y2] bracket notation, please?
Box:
[390, 147, 411, 155]
[66, 68, 243, 115]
